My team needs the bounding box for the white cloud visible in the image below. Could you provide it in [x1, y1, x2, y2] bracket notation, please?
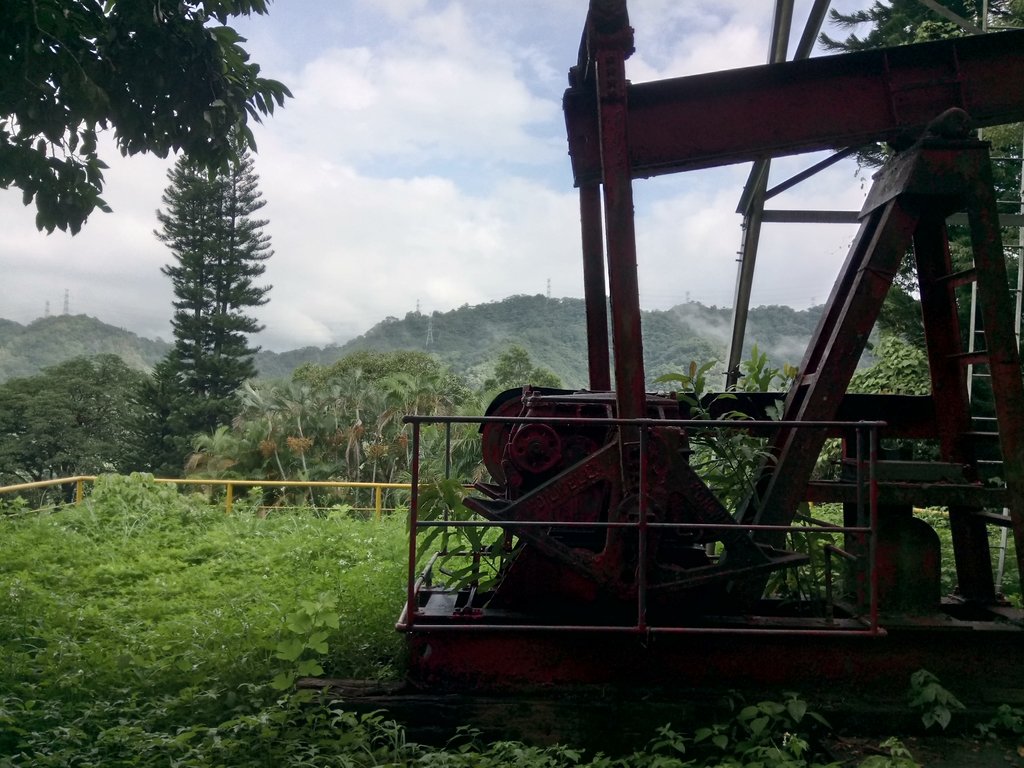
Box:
[0, 1, 879, 354]
[272, 4, 555, 171]
[355, 0, 430, 23]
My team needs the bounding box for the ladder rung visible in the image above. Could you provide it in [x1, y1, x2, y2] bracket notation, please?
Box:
[952, 351, 990, 365]
[970, 510, 1013, 528]
[963, 430, 1000, 439]
[937, 267, 977, 287]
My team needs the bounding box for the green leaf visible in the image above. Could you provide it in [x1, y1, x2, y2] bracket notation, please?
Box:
[308, 630, 329, 655]
[786, 698, 807, 723]
[270, 671, 294, 690]
[273, 637, 305, 662]
[295, 659, 323, 677]
[749, 715, 769, 737]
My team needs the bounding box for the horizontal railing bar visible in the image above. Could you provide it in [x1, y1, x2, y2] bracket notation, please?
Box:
[415, 519, 871, 534]
[405, 415, 886, 429]
[154, 478, 411, 490]
[0, 475, 95, 493]
[394, 621, 885, 637]
[0, 476, 413, 495]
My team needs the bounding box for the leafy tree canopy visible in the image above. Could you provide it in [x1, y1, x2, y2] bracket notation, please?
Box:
[483, 344, 563, 392]
[849, 335, 931, 395]
[0, 354, 147, 483]
[296, 349, 476, 411]
[299, 349, 450, 387]
[0, 0, 291, 234]
[820, 1, 1020, 52]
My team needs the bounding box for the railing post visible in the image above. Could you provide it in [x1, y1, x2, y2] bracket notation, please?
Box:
[824, 545, 834, 624]
[75, 478, 84, 504]
[225, 483, 234, 515]
[868, 424, 880, 634]
[407, 423, 421, 629]
[375, 486, 383, 520]
[445, 423, 452, 479]
[636, 423, 649, 633]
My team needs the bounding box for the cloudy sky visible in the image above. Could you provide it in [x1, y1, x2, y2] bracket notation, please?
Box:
[1, 0, 871, 351]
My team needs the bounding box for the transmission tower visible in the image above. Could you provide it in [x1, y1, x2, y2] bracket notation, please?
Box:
[426, 315, 434, 347]
[63, 289, 69, 315]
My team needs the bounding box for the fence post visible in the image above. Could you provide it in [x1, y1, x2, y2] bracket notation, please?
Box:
[75, 478, 84, 504]
[375, 486, 383, 520]
[225, 483, 234, 515]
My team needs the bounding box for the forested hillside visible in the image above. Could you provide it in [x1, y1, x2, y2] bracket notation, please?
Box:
[328, 295, 822, 388]
[0, 315, 170, 382]
[1, 297, 822, 386]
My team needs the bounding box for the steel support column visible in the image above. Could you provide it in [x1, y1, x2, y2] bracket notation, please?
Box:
[589, 5, 646, 422]
[914, 212, 994, 601]
[580, 183, 611, 390]
[739, 197, 918, 535]
[964, 151, 1024, 592]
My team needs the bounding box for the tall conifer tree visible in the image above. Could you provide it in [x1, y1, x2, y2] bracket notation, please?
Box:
[145, 147, 272, 474]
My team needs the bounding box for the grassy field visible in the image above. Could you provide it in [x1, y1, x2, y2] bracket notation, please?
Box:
[1, 474, 1021, 767]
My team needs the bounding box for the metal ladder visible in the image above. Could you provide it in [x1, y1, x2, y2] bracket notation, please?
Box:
[968, 130, 1024, 592]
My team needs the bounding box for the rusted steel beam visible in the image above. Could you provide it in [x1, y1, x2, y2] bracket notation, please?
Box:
[579, 184, 611, 391]
[963, 148, 1024, 599]
[586, 8, 647, 425]
[564, 29, 1024, 185]
[805, 481, 1007, 508]
[915, 206, 995, 601]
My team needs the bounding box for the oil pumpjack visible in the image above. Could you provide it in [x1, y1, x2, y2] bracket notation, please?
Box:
[397, 1, 1024, 694]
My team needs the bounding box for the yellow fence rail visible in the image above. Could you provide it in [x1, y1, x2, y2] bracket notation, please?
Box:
[0, 476, 412, 519]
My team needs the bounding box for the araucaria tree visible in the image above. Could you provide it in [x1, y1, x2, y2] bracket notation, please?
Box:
[150, 147, 273, 473]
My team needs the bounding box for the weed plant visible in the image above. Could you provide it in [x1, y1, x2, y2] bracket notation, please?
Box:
[0, 474, 407, 765]
[0, 474, 948, 767]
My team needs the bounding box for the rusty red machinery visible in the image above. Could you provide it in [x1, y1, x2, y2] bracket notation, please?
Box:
[397, 1, 1024, 693]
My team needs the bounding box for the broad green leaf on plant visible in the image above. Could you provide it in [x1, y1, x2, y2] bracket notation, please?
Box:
[270, 671, 295, 691]
[907, 669, 964, 731]
[273, 638, 305, 662]
[307, 631, 329, 655]
[295, 659, 324, 677]
[286, 612, 314, 635]
[782, 700, 806, 724]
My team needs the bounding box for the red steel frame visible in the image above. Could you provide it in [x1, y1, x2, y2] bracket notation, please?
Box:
[566, 0, 1024, 599]
[395, 1, 1024, 691]
[398, 414, 884, 637]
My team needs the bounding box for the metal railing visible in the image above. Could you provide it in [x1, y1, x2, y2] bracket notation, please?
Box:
[0, 476, 412, 519]
[398, 414, 883, 637]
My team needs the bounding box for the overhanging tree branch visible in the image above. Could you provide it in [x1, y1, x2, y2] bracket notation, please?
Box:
[0, 0, 291, 234]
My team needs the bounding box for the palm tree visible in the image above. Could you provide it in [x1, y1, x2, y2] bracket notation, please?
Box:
[235, 379, 289, 480]
[186, 425, 242, 478]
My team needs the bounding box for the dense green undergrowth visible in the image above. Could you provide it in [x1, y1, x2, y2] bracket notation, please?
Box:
[0, 474, 409, 766]
[2, 474, 1016, 767]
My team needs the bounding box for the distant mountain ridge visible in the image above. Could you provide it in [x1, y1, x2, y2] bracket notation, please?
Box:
[261, 296, 823, 388]
[0, 298, 823, 386]
[0, 315, 171, 382]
